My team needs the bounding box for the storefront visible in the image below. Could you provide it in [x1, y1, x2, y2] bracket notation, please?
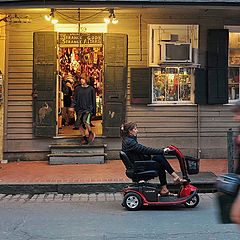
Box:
[38, 25, 106, 137]
[1, 1, 240, 161]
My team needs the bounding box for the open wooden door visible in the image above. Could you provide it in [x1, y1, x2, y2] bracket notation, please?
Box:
[103, 33, 128, 137]
[33, 32, 57, 137]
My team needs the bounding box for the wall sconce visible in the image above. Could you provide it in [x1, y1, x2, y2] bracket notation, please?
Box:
[45, 8, 58, 24]
[104, 9, 118, 24]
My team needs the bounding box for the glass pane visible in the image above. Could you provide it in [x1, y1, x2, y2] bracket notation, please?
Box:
[153, 68, 166, 101]
[229, 33, 240, 66]
[228, 67, 239, 100]
[165, 68, 178, 101]
[179, 68, 191, 101]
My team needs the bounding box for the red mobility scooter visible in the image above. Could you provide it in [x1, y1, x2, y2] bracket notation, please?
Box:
[120, 145, 200, 211]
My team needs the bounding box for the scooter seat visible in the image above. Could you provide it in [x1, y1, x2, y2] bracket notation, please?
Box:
[120, 151, 158, 182]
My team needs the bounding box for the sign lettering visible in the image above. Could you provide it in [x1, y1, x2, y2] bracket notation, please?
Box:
[59, 33, 103, 45]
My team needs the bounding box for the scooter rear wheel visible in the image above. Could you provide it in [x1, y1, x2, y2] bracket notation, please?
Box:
[123, 192, 143, 211]
[184, 194, 199, 208]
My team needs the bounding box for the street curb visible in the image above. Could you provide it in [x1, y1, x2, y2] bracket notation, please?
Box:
[0, 182, 217, 194]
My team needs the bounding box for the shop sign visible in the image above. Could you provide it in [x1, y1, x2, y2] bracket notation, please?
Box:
[55, 23, 107, 33]
[59, 33, 103, 45]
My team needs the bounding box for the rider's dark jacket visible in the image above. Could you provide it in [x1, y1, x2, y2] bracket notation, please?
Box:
[121, 135, 164, 162]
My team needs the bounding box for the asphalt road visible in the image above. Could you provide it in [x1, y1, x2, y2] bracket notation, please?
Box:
[0, 193, 239, 240]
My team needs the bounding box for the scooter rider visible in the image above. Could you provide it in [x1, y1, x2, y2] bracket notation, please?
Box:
[120, 122, 186, 196]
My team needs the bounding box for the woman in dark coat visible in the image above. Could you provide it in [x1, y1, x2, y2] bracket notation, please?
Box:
[120, 122, 186, 196]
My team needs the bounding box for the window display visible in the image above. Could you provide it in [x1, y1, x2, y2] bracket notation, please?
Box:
[228, 32, 240, 101]
[59, 47, 103, 117]
[228, 67, 240, 100]
[229, 32, 240, 66]
[152, 67, 193, 103]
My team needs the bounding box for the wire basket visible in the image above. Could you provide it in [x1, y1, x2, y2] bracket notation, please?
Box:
[185, 156, 200, 175]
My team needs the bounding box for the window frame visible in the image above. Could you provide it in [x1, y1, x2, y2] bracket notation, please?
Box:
[148, 24, 198, 104]
[225, 26, 240, 103]
[151, 67, 195, 104]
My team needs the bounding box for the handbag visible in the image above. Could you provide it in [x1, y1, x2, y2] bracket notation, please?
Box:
[216, 150, 240, 224]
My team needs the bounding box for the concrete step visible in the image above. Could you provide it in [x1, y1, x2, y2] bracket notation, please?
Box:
[49, 144, 107, 154]
[52, 136, 105, 145]
[48, 153, 106, 165]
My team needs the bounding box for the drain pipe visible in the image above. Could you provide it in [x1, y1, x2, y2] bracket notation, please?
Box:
[139, 13, 142, 61]
[197, 104, 201, 159]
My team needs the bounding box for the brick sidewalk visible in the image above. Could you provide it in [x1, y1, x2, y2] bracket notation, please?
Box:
[0, 159, 228, 184]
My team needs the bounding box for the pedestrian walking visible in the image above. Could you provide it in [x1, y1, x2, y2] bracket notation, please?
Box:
[230, 100, 240, 225]
[73, 73, 96, 144]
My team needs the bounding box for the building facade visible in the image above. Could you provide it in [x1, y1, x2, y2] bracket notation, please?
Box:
[0, 1, 240, 161]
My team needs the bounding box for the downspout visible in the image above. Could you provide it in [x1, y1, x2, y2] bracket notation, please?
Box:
[139, 13, 142, 61]
[197, 104, 201, 159]
[0, 14, 6, 162]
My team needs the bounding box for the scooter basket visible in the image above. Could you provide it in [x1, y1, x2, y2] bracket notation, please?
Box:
[185, 156, 200, 175]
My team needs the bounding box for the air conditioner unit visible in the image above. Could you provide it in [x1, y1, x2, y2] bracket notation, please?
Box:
[160, 42, 192, 63]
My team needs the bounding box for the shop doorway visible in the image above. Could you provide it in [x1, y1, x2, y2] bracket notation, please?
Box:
[57, 46, 104, 136]
[33, 32, 127, 139]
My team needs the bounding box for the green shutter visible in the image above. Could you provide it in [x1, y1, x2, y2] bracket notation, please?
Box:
[103, 33, 128, 137]
[33, 32, 57, 137]
[208, 68, 228, 104]
[130, 68, 151, 104]
[207, 29, 229, 68]
[207, 29, 229, 104]
[195, 68, 208, 104]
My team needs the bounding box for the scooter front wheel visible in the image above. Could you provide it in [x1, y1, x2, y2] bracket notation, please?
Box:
[184, 193, 200, 208]
[123, 192, 143, 211]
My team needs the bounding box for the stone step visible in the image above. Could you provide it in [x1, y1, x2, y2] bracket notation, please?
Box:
[49, 144, 107, 154]
[52, 136, 105, 145]
[48, 153, 106, 165]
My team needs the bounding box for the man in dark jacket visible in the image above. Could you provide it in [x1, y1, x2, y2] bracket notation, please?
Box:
[73, 73, 96, 144]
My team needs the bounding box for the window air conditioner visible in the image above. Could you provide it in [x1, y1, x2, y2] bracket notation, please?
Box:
[160, 42, 192, 63]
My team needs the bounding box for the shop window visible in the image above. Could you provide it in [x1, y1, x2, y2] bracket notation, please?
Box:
[148, 24, 198, 103]
[152, 67, 194, 103]
[228, 67, 240, 100]
[228, 31, 240, 101]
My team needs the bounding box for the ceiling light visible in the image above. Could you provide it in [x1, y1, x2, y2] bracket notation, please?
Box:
[104, 9, 118, 25]
[104, 17, 111, 24]
[51, 18, 58, 24]
[44, 8, 58, 24]
[112, 17, 118, 24]
[44, 15, 51, 21]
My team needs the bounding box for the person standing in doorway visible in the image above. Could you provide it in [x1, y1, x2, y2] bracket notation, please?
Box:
[73, 73, 96, 144]
[62, 80, 73, 126]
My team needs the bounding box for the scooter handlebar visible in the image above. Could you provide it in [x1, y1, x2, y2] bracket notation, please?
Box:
[163, 148, 176, 155]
